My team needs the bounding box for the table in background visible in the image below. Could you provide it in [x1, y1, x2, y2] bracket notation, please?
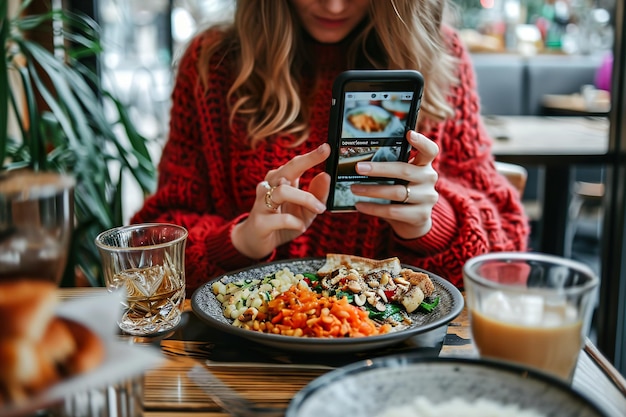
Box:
[485, 116, 610, 256]
[542, 93, 610, 117]
[58, 288, 626, 417]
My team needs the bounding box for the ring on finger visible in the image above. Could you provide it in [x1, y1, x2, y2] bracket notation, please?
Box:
[402, 184, 411, 204]
[264, 186, 281, 211]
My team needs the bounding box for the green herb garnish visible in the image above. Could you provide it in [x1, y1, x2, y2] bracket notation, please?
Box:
[368, 303, 404, 322]
[419, 296, 440, 313]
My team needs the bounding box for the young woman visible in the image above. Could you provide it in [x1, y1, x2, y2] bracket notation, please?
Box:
[132, 0, 529, 292]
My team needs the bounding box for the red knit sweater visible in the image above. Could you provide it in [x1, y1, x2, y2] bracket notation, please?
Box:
[132, 28, 529, 293]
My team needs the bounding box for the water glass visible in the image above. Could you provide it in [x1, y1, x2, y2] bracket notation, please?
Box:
[95, 223, 188, 336]
[0, 170, 75, 284]
[463, 252, 599, 382]
[48, 375, 144, 417]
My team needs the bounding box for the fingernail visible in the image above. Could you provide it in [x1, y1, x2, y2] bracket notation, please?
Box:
[318, 143, 328, 153]
[356, 162, 371, 173]
[315, 202, 326, 213]
[351, 185, 365, 193]
[409, 131, 420, 141]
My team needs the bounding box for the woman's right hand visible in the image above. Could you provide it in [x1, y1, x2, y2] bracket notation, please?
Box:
[231, 144, 331, 259]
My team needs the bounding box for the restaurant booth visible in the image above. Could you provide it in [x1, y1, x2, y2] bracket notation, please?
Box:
[2, 0, 626, 415]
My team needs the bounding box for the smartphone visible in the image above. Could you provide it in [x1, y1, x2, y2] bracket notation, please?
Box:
[325, 70, 424, 212]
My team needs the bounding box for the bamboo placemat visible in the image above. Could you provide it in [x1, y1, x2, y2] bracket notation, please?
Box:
[143, 354, 330, 413]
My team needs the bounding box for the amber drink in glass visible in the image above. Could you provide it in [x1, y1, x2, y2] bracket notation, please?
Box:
[95, 223, 188, 336]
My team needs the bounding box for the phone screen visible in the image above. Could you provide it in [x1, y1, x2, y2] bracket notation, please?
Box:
[326, 71, 423, 212]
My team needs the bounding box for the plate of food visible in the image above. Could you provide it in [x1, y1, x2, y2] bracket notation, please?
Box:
[337, 146, 376, 176]
[0, 281, 163, 417]
[342, 106, 403, 138]
[191, 254, 463, 354]
[286, 355, 607, 417]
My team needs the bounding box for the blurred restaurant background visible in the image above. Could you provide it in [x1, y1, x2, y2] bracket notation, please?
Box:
[6, 0, 626, 376]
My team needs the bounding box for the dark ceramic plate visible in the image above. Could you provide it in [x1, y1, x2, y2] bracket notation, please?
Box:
[191, 258, 463, 353]
[286, 355, 607, 417]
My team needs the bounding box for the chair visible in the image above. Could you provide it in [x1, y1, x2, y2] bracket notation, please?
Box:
[496, 161, 551, 251]
[496, 161, 544, 228]
[495, 161, 528, 197]
[496, 162, 604, 258]
[564, 181, 605, 258]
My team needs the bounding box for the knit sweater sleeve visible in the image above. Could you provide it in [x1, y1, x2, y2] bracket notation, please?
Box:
[392, 28, 530, 287]
[131, 33, 269, 292]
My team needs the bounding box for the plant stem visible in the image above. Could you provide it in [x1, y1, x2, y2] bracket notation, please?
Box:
[0, 1, 9, 168]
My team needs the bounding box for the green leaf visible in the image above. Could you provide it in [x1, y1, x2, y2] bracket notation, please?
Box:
[14, 62, 41, 169]
[19, 39, 90, 147]
[0, 0, 7, 22]
[302, 273, 319, 281]
[112, 166, 124, 225]
[7, 81, 29, 145]
[57, 9, 101, 38]
[419, 296, 440, 313]
[368, 303, 403, 321]
[14, 11, 54, 31]
[16, 0, 35, 16]
[335, 290, 354, 303]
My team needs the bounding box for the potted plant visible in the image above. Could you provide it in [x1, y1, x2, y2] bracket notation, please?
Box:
[0, 0, 157, 286]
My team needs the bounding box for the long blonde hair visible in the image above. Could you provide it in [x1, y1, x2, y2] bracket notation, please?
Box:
[199, 0, 457, 148]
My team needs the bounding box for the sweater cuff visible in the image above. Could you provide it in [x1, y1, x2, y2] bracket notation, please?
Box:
[396, 197, 457, 254]
[205, 213, 277, 272]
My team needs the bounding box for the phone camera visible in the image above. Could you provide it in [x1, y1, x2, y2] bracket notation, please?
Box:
[371, 93, 376, 99]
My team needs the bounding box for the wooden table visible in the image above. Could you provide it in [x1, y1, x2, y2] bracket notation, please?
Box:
[57, 288, 626, 417]
[542, 93, 611, 117]
[485, 116, 610, 255]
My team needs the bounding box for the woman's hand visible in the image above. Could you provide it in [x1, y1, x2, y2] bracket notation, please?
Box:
[351, 131, 440, 239]
[231, 144, 331, 259]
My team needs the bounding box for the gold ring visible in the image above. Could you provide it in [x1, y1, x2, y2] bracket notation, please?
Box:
[402, 184, 411, 204]
[264, 186, 280, 211]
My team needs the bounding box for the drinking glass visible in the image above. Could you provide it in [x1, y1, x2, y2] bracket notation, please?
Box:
[0, 170, 75, 284]
[48, 375, 144, 417]
[463, 251, 599, 382]
[95, 223, 188, 336]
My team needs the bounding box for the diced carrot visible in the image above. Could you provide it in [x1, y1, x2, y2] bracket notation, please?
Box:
[270, 311, 284, 324]
[256, 285, 389, 338]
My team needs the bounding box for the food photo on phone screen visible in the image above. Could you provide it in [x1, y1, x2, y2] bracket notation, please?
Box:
[332, 92, 413, 209]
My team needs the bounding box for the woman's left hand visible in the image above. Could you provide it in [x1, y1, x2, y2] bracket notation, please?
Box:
[351, 130, 439, 239]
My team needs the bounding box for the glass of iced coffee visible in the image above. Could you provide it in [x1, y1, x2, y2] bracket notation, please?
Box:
[463, 252, 599, 383]
[95, 223, 188, 336]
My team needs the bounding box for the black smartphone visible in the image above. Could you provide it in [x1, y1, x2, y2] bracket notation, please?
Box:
[325, 70, 424, 212]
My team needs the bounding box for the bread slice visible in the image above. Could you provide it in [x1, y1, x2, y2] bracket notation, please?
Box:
[0, 338, 61, 399]
[62, 318, 106, 375]
[317, 253, 402, 277]
[0, 281, 105, 407]
[0, 281, 57, 341]
[40, 317, 77, 365]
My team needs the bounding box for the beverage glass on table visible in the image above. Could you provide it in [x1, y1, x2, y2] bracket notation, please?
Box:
[95, 223, 188, 336]
[0, 170, 75, 284]
[463, 251, 599, 382]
